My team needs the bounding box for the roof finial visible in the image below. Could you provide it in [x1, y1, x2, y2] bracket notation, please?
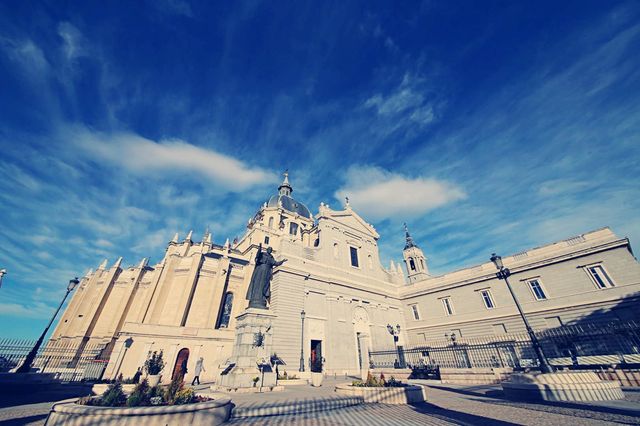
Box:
[278, 169, 293, 196]
[345, 196, 350, 209]
[203, 226, 212, 245]
[113, 257, 123, 269]
[404, 222, 418, 250]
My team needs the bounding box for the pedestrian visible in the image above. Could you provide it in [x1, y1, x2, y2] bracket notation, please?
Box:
[192, 357, 205, 385]
[180, 358, 188, 382]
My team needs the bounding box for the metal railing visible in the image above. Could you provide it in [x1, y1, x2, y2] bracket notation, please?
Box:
[0, 338, 109, 381]
[370, 320, 640, 371]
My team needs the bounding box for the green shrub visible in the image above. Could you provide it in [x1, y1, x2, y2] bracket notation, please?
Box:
[351, 373, 406, 388]
[77, 395, 97, 406]
[164, 376, 184, 405]
[174, 388, 195, 405]
[100, 382, 127, 407]
[144, 351, 165, 375]
[126, 379, 150, 407]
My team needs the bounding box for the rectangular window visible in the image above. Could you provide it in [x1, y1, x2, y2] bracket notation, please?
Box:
[527, 279, 547, 300]
[442, 297, 454, 316]
[587, 265, 614, 288]
[264, 236, 270, 245]
[289, 222, 299, 235]
[349, 246, 359, 267]
[411, 304, 421, 320]
[480, 290, 495, 309]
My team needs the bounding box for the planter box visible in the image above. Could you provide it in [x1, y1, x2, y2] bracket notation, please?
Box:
[311, 373, 323, 387]
[45, 397, 232, 426]
[334, 383, 426, 404]
[502, 372, 624, 402]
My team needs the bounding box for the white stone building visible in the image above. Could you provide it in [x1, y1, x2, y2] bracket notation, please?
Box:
[50, 173, 640, 384]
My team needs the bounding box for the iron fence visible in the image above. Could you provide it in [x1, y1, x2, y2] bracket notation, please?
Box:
[0, 338, 109, 381]
[370, 320, 640, 371]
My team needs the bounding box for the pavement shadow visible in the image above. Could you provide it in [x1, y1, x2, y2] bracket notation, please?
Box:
[0, 383, 92, 409]
[231, 395, 364, 419]
[408, 401, 520, 426]
[0, 413, 48, 426]
[427, 384, 505, 400]
[429, 383, 640, 419]
[470, 395, 640, 419]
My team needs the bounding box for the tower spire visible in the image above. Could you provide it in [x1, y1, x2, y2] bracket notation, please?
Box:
[404, 223, 418, 250]
[402, 223, 429, 283]
[278, 170, 293, 196]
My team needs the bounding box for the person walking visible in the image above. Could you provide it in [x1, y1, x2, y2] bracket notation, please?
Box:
[191, 357, 205, 385]
[179, 358, 188, 382]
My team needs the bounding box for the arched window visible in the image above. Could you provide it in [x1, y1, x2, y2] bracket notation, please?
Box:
[217, 292, 234, 328]
[333, 243, 339, 258]
[409, 258, 416, 271]
[268, 217, 274, 228]
[289, 222, 299, 235]
[420, 259, 425, 269]
[314, 238, 320, 247]
[368, 255, 373, 269]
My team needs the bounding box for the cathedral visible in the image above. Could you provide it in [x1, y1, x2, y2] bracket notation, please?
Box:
[51, 173, 640, 384]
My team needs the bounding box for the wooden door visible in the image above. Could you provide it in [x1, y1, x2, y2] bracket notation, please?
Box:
[172, 348, 189, 381]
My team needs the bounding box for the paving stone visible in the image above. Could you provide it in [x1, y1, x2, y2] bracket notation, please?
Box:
[2, 378, 639, 425]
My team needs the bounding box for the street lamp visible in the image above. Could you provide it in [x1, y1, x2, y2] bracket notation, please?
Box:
[386, 323, 404, 368]
[299, 310, 306, 372]
[0, 269, 6, 289]
[490, 253, 553, 374]
[16, 277, 80, 373]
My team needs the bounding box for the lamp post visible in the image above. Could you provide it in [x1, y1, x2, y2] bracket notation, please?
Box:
[299, 310, 305, 372]
[16, 277, 80, 373]
[386, 324, 404, 368]
[490, 253, 553, 374]
[0, 269, 6, 289]
[113, 337, 134, 379]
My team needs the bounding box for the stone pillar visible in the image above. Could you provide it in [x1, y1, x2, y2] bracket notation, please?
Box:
[218, 308, 277, 389]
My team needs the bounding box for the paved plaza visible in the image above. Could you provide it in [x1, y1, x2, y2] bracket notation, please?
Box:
[2, 377, 640, 425]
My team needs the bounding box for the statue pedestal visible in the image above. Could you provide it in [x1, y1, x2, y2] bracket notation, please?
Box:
[218, 308, 277, 389]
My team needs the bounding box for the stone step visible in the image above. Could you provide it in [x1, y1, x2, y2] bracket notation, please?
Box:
[231, 396, 364, 418]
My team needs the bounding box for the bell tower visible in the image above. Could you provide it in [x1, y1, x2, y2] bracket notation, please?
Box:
[402, 223, 429, 284]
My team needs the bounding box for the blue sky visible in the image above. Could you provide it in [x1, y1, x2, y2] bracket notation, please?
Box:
[1, 1, 639, 338]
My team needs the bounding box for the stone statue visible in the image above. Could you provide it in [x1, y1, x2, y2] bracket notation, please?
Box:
[246, 245, 287, 309]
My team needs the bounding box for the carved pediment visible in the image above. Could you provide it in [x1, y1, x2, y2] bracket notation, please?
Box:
[322, 209, 379, 239]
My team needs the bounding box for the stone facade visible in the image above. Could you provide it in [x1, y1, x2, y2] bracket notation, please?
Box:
[401, 228, 640, 344]
[50, 172, 640, 384]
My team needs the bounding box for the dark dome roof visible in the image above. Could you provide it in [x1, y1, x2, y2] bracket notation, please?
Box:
[267, 194, 312, 219]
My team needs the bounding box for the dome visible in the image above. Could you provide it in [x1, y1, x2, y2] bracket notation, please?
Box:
[267, 194, 313, 219]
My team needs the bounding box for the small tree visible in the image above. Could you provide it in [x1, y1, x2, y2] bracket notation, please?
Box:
[100, 382, 127, 407]
[144, 351, 165, 375]
[126, 379, 150, 407]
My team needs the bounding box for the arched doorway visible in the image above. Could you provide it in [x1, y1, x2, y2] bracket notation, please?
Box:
[172, 348, 189, 381]
[353, 307, 371, 376]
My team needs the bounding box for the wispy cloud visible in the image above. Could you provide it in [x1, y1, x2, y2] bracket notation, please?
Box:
[66, 126, 277, 191]
[335, 166, 465, 221]
[0, 301, 55, 320]
[364, 74, 440, 128]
